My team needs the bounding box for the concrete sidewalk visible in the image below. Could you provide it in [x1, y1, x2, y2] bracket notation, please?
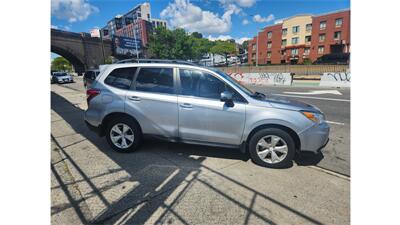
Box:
[51, 84, 350, 225]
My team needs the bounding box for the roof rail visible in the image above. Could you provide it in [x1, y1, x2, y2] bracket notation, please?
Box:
[114, 58, 198, 66]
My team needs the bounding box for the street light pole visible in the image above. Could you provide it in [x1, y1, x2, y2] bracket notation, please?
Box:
[133, 23, 139, 59]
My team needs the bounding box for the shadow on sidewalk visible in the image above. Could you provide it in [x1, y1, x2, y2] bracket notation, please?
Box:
[51, 91, 323, 225]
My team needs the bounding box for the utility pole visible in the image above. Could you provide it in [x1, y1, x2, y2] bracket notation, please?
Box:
[256, 31, 259, 67]
[100, 29, 106, 64]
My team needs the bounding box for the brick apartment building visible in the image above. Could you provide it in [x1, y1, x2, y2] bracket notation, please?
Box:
[248, 9, 350, 65]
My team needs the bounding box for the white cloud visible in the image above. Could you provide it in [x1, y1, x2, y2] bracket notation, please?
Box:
[242, 19, 249, 25]
[253, 14, 275, 23]
[235, 37, 250, 44]
[51, 24, 71, 31]
[51, 0, 99, 23]
[51, 25, 59, 29]
[207, 35, 250, 44]
[160, 0, 240, 34]
[219, 0, 256, 7]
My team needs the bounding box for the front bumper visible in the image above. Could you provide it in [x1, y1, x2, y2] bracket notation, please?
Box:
[298, 121, 330, 153]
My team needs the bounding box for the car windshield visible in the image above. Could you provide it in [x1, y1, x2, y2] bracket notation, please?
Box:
[54, 73, 68, 77]
[212, 69, 255, 96]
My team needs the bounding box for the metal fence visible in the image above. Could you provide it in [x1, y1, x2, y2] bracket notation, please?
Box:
[217, 65, 350, 75]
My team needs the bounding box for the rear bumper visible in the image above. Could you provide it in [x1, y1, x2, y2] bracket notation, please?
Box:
[298, 122, 330, 153]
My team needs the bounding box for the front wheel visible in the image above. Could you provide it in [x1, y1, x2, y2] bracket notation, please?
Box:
[105, 116, 142, 153]
[248, 128, 295, 168]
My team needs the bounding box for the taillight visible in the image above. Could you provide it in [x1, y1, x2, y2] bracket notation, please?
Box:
[86, 88, 100, 104]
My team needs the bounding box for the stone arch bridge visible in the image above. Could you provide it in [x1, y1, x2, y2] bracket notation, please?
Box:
[51, 29, 113, 74]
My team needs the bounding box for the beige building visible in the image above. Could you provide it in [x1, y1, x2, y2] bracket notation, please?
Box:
[281, 15, 313, 47]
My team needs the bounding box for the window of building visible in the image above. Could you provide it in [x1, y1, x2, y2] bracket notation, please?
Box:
[135, 67, 174, 94]
[318, 46, 324, 54]
[306, 23, 312, 32]
[252, 44, 256, 51]
[291, 48, 298, 55]
[282, 28, 287, 36]
[291, 37, 299, 45]
[304, 48, 310, 55]
[282, 39, 287, 46]
[267, 31, 272, 38]
[137, 12, 141, 18]
[320, 21, 327, 30]
[267, 51, 272, 58]
[292, 26, 300, 33]
[335, 18, 343, 27]
[267, 42, 272, 48]
[334, 31, 342, 40]
[104, 67, 137, 89]
[319, 34, 326, 42]
[305, 35, 311, 43]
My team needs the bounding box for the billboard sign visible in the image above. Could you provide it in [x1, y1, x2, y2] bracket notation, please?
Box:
[113, 36, 142, 56]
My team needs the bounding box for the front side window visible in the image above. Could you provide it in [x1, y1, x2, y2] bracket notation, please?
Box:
[291, 48, 298, 55]
[179, 69, 246, 102]
[291, 37, 299, 44]
[104, 67, 137, 89]
[282, 39, 287, 46]
[267, 31, 272, 38]
[135, 67, 174, 94]
[267, 42, 272, 48]
[267, 51, 272, 58]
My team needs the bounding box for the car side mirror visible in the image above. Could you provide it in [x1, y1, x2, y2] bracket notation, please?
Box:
[220, 91, 234, 107]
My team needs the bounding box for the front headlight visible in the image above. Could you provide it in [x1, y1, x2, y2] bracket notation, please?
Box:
[301, 111, 325, 124]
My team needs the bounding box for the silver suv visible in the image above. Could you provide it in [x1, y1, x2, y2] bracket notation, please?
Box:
[84, 59, 329, 168]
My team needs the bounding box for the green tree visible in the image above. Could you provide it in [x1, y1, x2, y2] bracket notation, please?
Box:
[105, 56, 114, 64]
[210, 40, 237, 65]
[51, 57, 72, 72]
[191, 32, 203, 39]
[242, 40, 249, 52]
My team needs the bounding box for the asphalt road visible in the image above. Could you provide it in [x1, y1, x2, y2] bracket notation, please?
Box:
[51, 83, 350, 224]
[57, 77, 350, 176]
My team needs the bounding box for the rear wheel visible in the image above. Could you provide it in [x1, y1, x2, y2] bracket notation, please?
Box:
[249, 128, 295, 168]
[105, 116, 142, 153]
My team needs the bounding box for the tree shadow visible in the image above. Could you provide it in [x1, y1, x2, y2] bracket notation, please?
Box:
[51, 91, 323, 225]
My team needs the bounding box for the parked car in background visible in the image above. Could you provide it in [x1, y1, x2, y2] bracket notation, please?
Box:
[84, 59, 329, 168]
[83, 69, 100, 88]
[51, 72, 74, 84]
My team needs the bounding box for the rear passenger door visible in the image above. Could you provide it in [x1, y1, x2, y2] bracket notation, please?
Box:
[124, 67, 179, 138]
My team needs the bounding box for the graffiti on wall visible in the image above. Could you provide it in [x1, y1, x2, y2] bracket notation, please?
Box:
[320, 72, 351, 87]
[228, 73, 292, 86]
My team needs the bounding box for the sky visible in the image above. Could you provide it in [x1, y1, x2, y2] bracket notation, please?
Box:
[51, 0, 349, 59]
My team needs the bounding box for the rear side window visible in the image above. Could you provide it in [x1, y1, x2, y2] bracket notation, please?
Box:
[134, 67, 174, 94]
[104, 67, 137, 89]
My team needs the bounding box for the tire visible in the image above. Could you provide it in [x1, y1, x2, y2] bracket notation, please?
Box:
[105, 116, 142, 153]
[248, 128, 295, 168]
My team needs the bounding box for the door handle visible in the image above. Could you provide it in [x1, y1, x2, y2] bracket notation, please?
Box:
[128, 96, 141, 101]
[180, 103, 193, 108]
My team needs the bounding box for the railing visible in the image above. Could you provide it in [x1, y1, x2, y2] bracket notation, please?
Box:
[217, 64, 349, 75]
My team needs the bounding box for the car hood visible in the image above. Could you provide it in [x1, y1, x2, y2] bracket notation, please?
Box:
[262, 94, 321, 113]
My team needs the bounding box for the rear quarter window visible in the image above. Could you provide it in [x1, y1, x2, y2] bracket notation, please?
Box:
[104, 67, 137, 89]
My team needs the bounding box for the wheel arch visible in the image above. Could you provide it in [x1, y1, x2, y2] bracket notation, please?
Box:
[102, 112, 143, 135]
[245, 124, 301, 152]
